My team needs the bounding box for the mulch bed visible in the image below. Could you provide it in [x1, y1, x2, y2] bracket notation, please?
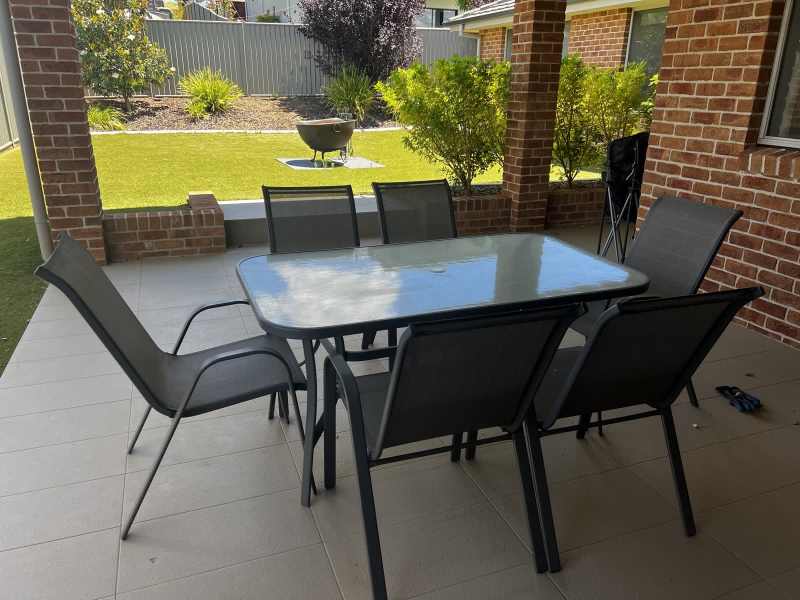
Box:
[92, 96, 399, 131]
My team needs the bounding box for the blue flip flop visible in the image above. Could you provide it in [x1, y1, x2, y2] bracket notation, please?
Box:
[716, 386, 762, 412]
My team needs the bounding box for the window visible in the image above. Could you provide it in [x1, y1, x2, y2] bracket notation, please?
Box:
[562, 21, 570, 59]
[626, 8, 668, 77]
[761, 0, 800, 148]
[504, 28, 513, 60]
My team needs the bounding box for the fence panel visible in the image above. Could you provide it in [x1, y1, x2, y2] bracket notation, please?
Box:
[144, 21, 478, 97]
[0, 32, 19, 151]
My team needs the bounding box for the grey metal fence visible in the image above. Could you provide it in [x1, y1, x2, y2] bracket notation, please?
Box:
[0, 32, 19, 152]
[144, 21, 478, 97]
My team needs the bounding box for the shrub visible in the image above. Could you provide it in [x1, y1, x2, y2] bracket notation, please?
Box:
[256, 13, 280, 22]
[207, 0, 236, 19]
[324, 66, 376, 124]
[583, 61, 650, 149]
[72, 0, 173, 112]
[179, 68, 243, 119]
[639, 73, 660, 130]
[552, 56, 597, 187]
[378, 56, 510, 194]
[298, 0, 424, 83]
[87, 104, 125, 131]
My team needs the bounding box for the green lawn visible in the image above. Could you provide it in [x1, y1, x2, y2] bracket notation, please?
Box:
[0, 130, 598, 372]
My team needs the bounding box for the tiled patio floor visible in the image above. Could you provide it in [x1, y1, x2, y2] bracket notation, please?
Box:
[1, 226, 799, 599]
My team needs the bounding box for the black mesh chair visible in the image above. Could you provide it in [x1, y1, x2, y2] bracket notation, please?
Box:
[577, 195, 743, 409]
[361, 179, 457, 350]
[35, 235, 307, 540]
[526, 287, 762, 572]
[321, 304, 584, 600]
[373, 179, 457, 244]
[263, 184, 359, 253]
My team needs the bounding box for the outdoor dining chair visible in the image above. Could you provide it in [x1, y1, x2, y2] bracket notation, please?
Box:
[576, 195, 742, 410]
[525, 287, 763, 572]
[361, 179, 457, 350]
[262, 184, 368, 416]
[320, 304, 584, 600]
[35, 234, 307, 540]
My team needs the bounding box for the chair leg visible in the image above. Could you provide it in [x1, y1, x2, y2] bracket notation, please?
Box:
[349, 413, 388, 599]
[128, 405, 151, 454]
[686, 379, 700, 408]
[450, 433, 463, 462]
[524, 418, 561, 572]
[122, 411, 183, 539]
[661, 407, 696, 537]
[323, 360, 338, 490]
[512, 430, 548, 573]
[361, 330, 377, 350]
[268, 393, 276, 420]
[280, 391, 290, 424]
[465, 430, 478, 461]
[576, 412, 591, 440]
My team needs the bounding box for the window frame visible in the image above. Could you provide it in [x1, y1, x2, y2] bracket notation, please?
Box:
[759, 0, 800, 150]
[624, 7, 669, 73]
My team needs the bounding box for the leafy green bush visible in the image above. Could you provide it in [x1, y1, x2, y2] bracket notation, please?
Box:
[583, 61, 650, 148]
[552, 56, 597, 187]
[256, 13, 280, 22]
[72, 0, 173, 112]
[378, 56, 510, 194]
[639, 73, 660, 129]
[324, 65, 376, 124]
[179, 68, 243, 119]
[87, 104, 125, 131]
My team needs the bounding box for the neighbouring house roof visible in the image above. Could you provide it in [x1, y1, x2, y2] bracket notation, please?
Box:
[446, 0, 667, 29]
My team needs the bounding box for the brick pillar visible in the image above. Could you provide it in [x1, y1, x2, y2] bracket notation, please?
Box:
[9, 0, 106, 263]
[503, 0, 567, 231]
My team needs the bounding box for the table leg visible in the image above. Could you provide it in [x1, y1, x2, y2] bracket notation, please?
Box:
[301, 338, 317, 507]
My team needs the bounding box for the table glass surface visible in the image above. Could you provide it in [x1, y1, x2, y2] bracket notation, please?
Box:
[237, 233, 649, 338]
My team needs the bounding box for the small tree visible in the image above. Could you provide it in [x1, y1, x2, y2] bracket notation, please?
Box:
[552, 56, 596, 187]
[378, 56, 510, 194]
[324, 65, 376, 125]
[72, 0, 173, 112]
[583, 61, 649, 149]
[298, 0, 425, 83]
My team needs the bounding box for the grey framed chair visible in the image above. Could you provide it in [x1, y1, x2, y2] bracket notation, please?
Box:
[526, 287, 763, 572]
[262, 184, 360, 253]
[321, 304, 584, 600]
[373, 179, 457, 244]
[576, 195, 743, 410]
[35, 234, 308, 540]
[361, 179, 457, 350]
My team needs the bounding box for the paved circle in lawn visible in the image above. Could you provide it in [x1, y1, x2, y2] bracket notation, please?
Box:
[277, 157, 384, 170]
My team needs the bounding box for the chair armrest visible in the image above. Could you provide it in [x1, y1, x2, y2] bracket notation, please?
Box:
[173, 300, 250, 355]
[319, 338, 362, 412]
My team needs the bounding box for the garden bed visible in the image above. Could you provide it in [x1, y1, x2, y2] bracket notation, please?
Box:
[91, 96, 399, 131]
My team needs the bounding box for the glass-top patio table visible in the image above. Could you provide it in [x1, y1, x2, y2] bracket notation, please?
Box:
[237, 233, 650, 506]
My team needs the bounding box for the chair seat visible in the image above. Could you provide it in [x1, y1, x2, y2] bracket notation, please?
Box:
[166, 335, 307, 418]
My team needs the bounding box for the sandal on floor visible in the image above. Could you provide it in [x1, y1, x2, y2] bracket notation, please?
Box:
[716, 386, 762, 413]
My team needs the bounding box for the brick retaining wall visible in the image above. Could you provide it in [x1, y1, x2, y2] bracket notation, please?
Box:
[546, 182, 605, 227]
[102, 194, 225, 261]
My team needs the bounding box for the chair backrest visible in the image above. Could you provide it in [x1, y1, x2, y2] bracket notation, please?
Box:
[370, 304, 583, 457]
[372, 179, 457, 244]
[536, 287, 763, 429]
[35, 234, 170, 412]
[262, 185, 359, 253]
[625, 196, 742, 297]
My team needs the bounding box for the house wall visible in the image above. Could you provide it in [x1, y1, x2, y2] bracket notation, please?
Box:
[641, 0, 800, 348]
[567, 8, 633, 68]
[479, 26, 506, 61]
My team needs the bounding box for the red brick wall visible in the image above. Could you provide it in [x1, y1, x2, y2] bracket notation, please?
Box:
[641, 0, 800, 347]
[453, 193, 511, 234]
[567, 8, 633, 68]
[10, 0, 106, 264]
[479, 27, 507, 61]
[103, 197, 225, 261]
[503, 0, 567, 231]
[546, 182, 605, 226]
